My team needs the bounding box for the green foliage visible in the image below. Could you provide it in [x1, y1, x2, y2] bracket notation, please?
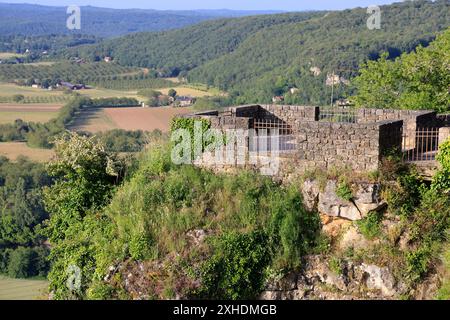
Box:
[353, 27, 450, 112]
[336, 181, 353, 201]
[129, 233, 152, 261]
[199, 231, 270, 300]
[42, 140, 320, 299]
[432, 138, 450, 193]
[168, 89, 177, 98]
[192, 96, 234, 111]
[6, 246, 49, 279]
[42, 132, 123, 299]
[405, 245, 433, 283]
[382, 170, 425, 217]
[328, 257, 343, 276]
[12, 94, 25, 103]
[170, 117, 212, 157]
[436, 244, 450, 300]
[356, 212, 383, 240]
[93, 129, 160, 153]
[0, 3, 233, 38]
[0, 157, 51, 278]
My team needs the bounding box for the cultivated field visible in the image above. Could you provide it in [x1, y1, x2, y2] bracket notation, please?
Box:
[0, 276, 48, 300]
[70, 107, 193, 133]
[0, 142, 55, 162]
[0, 103, 62, 124]
[0, 52, 24, 59]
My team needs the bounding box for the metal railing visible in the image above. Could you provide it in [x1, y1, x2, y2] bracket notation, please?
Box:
[250, 118, 296, 153]
[402, 127, 440, 162]
[318, 108, 357, 123]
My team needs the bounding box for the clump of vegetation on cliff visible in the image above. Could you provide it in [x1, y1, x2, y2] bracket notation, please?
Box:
[42, 133, 321, 300]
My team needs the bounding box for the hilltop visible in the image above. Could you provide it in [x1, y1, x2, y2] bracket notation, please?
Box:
[68, 0, 449, 104]
[0, 3, 281, 38]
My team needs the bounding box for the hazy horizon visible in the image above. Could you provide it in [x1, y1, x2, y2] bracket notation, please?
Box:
[0, 0, 400, 11]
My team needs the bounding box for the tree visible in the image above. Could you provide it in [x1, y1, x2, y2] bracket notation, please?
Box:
[168, 88, 177, 98]
[42, 132, 123, 299]
[12, 94, 25, 103]
[353, 28, 450, 112]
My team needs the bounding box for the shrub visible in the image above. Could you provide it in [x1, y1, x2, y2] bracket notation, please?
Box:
[199, 231, 270, 300]
[328, 256, 344, 276]
[129, 233, 152, 261]
[357, 212, 383, 240]
[432, 138, 450, 193]
[0, 249, 11, 274]
[405, 244, 432, 283]
[336, 180, 353, 201]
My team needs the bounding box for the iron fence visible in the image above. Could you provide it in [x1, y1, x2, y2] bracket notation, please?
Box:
[250, 118, 296, 153]
[402, 127, 440, 162]
[319, 108, 357, 123]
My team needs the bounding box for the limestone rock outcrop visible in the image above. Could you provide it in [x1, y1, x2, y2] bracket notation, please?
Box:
[302, 179, 386, 221]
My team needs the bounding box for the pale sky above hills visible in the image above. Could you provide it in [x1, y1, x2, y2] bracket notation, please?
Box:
[2, 0, 400, 11]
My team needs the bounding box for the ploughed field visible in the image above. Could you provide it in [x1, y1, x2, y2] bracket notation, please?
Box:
[0, 142, 55, 162]
[0, 103, 62, 124]
[69, 107, 193, 133]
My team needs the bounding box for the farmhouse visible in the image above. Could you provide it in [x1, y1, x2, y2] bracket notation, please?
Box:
[60, 82, 86, 90]
[175, 96, 195, 107]
[272, 96, 284, 103]
[180, 105, 450, 177]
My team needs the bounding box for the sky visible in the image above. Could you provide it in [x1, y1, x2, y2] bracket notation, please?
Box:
[2, 0, 400, 11]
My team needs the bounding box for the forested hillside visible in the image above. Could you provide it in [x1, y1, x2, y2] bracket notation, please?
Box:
[0, 3, 280, 38]
[70, 0, 449, 105]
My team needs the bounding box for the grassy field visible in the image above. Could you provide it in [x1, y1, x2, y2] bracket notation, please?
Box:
[0, 81, 222, 105]
[0, 104, 62, 124]
[0, 276, 48, 300]
[0, 111, 58, 124]
[0, 52, 25, 59]
[0, 142, 55, 162]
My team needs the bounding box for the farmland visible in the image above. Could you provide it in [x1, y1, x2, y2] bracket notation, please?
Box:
[0, 276, 48, 300]
[0, 103, 61, 124]
[69, 107, 193, 133]
[0, 52, 25, 59]
[0, 142, 55, 162]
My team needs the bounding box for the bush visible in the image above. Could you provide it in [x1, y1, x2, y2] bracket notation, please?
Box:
[0, 248, 11, 274]
[199, 231, 270, 300]
[357, 212, 383, 240]
[336, 180, 353, 201]
[432, 138, 450, 193]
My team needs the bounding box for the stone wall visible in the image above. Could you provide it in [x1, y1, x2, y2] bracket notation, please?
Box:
[294, 120, 403, 172]
[357, 109, 436, 149]
[179, 105, 446, 175]
[257, 105, 318, 124]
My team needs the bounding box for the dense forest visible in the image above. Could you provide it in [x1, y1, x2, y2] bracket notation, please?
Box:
[0, 3, 279, 38]
[68, 0, 449, 105]
[0, 157, 51, 279]
[0, 34, 100, 56]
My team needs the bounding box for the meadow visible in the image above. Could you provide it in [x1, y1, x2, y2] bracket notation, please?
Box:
[0, 52, 24, 59]
[0, 276, 48, 300]
[0, 104, 62, 124]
